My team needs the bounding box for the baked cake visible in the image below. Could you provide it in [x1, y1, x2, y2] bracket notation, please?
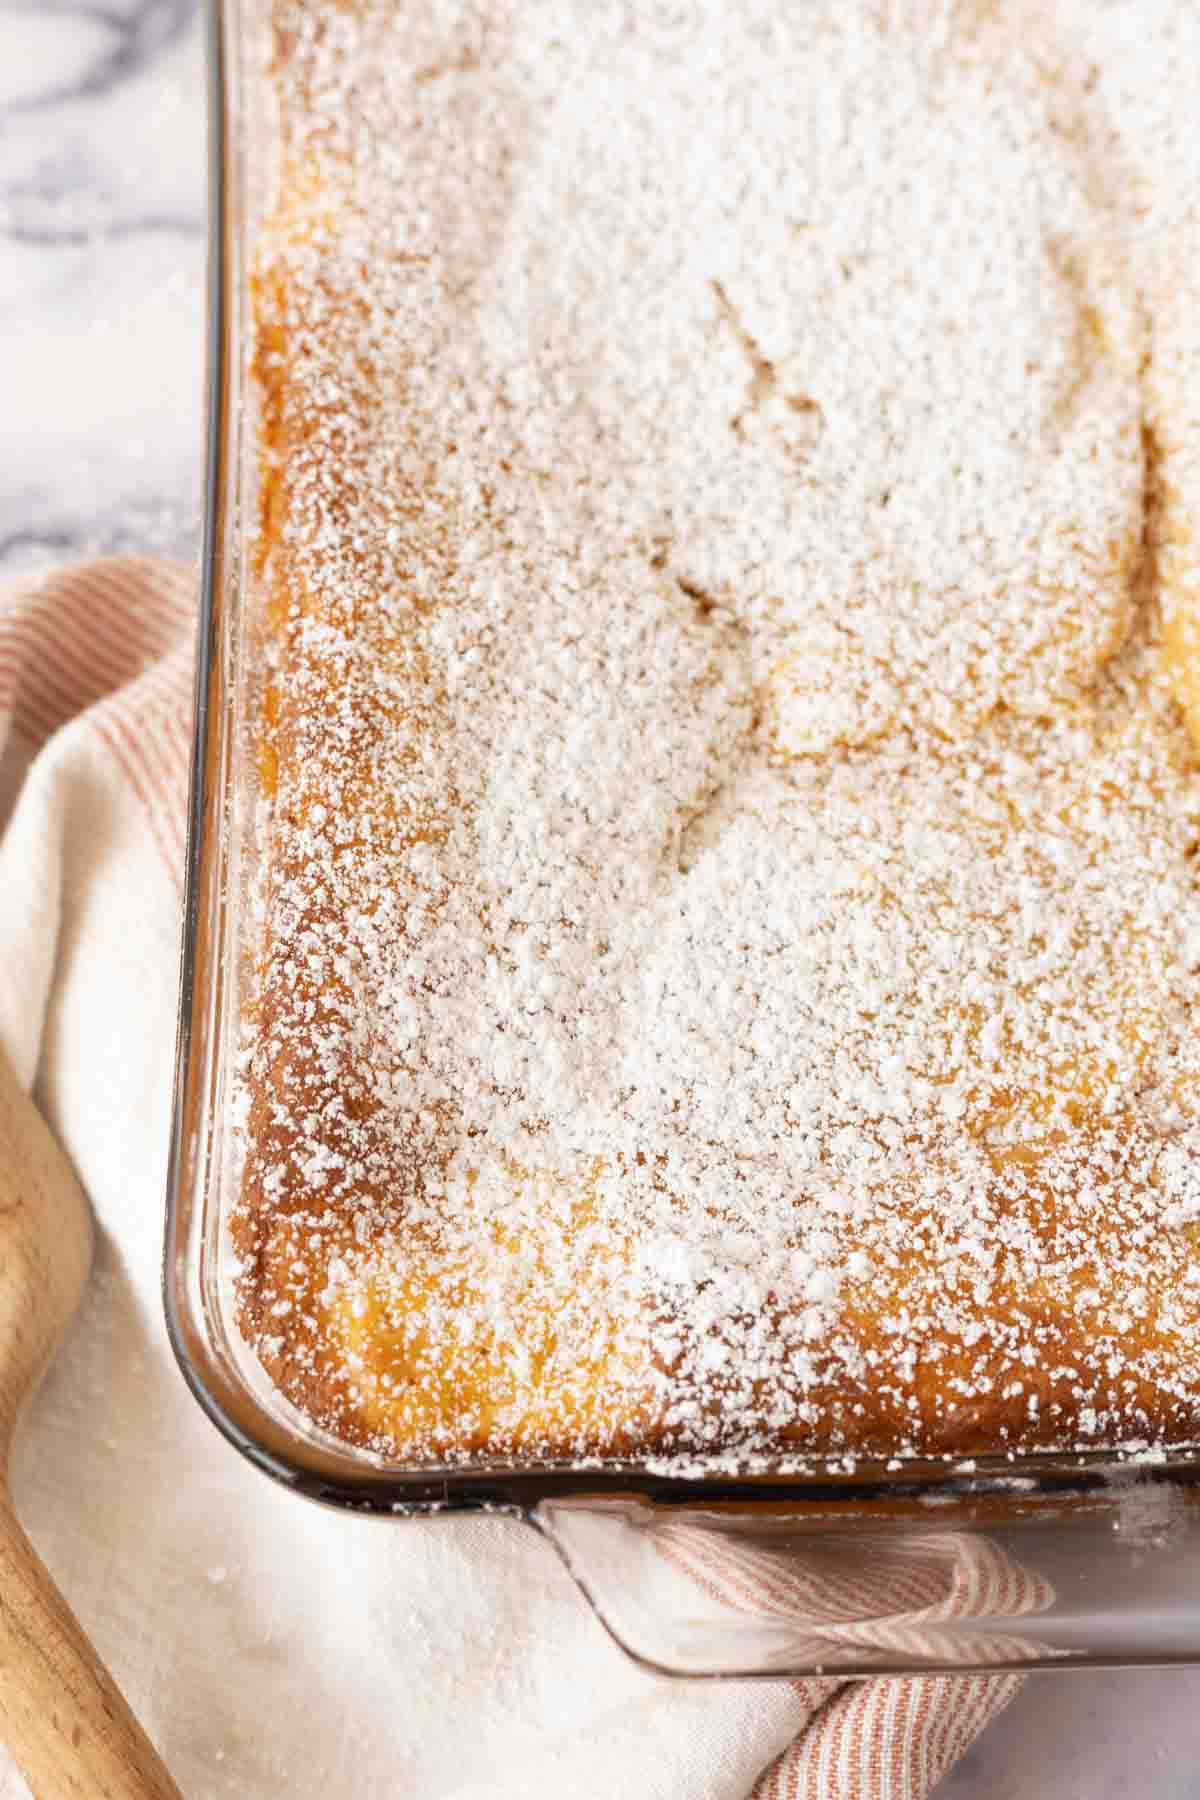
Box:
[233, 0, 1200, 1469]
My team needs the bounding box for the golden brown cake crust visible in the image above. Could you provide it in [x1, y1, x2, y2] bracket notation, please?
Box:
[233, 0, 1200, 1472]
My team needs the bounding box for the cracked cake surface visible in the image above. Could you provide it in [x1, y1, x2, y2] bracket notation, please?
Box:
[233, 0, 1200, 1471]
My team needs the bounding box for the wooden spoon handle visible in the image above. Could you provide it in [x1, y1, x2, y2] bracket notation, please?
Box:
[0, 1494, 181, 1799]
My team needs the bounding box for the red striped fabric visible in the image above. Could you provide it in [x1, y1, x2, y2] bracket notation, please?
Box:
[653, 1516, 1050, 1669]
[647, 1516, 1038, 1795]
[0, 557, 196, 887]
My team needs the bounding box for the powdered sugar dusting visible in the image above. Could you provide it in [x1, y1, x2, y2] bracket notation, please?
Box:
[233, 0, 1200, 1470]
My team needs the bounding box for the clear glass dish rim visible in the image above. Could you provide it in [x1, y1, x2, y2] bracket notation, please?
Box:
[161, 0, 1200, 1534]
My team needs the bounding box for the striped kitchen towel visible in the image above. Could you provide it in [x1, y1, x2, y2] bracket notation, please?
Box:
[0, 555, 1029, 1800]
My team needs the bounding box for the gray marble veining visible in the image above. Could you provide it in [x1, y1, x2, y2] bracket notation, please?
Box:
[2, 1, 1199, 1792]
[0, 0, 204, 575]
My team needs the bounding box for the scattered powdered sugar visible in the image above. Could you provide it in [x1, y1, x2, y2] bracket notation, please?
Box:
[233, 0, 1200, 1469]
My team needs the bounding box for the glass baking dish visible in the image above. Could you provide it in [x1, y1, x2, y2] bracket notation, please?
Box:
[164, 0, 1200, 1678]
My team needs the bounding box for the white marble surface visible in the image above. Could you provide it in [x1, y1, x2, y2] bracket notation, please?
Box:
[3, 2, 1200, 1794]
[0, 0, 203, 579]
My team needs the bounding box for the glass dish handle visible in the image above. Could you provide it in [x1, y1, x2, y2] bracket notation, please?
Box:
[534, 1485, 1200, 1677]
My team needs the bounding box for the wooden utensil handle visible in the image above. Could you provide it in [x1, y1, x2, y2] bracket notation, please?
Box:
[0, 1494, 181, 1799]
